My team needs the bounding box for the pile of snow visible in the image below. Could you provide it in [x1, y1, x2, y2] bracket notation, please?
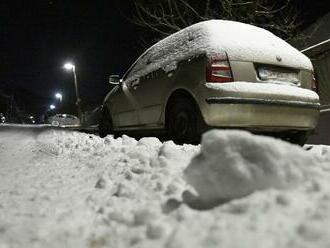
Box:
[1, 127, 330, 248]
[185, 130, 323, 205]
[126, 20, 311, 83]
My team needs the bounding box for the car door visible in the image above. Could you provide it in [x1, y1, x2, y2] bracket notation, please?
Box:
[107, 83, 139, 129]
[129, 68, 171, 126]
[110, 52, 152, 129]
[123, 48, 175, 127]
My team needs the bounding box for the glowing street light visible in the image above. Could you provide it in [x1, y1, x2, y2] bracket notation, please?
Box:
[63, 62, 82, 120]
[49, 104, 56, 110]
[55, 92, 63, 102]
[63, 63, 75, 70]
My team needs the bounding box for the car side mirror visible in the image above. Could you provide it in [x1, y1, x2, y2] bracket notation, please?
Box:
[109, 75, 121, 85]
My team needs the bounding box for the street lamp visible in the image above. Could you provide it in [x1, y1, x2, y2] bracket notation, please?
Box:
[55, 92, 63, 102]
[63, 63, 74, 70]
[63, 62, 82, 121]
[49, 104, 56, 110]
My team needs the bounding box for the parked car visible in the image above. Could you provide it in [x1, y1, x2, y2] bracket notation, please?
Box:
[46, 114, 80, 127]
[99, 20, 320, 145]
[22, 114, 35, 124]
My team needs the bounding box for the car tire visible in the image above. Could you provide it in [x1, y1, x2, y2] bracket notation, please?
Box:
[288, 131, 309, 146]
[99, 108, 113, 138]
[167, 96, 203, 144]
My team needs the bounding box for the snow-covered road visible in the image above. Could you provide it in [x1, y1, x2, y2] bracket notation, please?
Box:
[1, 126, 330, 248]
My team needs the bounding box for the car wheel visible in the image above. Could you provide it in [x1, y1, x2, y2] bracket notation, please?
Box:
[287, 131, 309, 146]
[99, 108, 113, 138]
[167, 96, 203, 144]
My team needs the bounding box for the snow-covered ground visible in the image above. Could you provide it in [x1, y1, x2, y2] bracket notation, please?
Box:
[1, 126, 330, 248]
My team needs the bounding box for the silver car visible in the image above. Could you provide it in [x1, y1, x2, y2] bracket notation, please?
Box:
[99, 20, 320, 145]
[47, 114, 80, 127]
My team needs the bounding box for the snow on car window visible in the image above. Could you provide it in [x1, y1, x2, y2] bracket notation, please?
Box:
[125, 24, 212, 81]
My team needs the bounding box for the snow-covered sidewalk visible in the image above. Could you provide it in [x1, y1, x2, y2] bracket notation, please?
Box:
[0, 127, 330, 248]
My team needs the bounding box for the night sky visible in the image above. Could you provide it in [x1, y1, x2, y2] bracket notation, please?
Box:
[1, 0, 329, 116]
[1, 1, 144, 115]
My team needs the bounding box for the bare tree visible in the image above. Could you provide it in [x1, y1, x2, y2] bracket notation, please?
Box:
[128, 0, 300, 42]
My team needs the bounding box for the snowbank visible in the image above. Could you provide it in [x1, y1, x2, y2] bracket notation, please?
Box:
[185, 130, 323, 205]
[1, 127, 330, 248]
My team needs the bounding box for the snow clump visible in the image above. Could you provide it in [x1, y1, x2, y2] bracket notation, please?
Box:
[185, 130, 323, 204]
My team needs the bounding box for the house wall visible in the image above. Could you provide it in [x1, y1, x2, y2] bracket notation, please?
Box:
[307, 51, 330, 145]
[312, 51, 330, 106]
[308, 109, 330, 145]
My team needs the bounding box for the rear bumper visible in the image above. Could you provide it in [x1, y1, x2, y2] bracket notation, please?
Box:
[206, 97, 320, 110]
[202, 97, 320, 131]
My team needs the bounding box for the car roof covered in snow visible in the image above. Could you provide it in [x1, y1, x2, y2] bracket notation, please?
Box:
[125, 20, 312, 81]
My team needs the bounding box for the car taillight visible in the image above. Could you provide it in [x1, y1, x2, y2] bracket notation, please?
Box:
[311, 72, 318, 92]
[206, 53, 233, 83]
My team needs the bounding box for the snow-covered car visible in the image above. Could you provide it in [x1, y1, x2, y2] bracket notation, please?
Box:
[99, 20, 320, 145]
[47, 114, 80, 127]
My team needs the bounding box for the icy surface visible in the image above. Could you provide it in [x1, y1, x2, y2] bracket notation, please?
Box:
[1, 127, 330, 248]
[206, 82, 320, 102]
[126, 20, 312, 82]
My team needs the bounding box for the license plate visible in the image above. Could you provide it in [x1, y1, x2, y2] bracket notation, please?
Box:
[258, 67, 299, 84]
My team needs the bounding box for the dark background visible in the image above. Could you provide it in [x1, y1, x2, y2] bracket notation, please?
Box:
[1, 0, 329, 117]
[0, 1, 144, 116]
